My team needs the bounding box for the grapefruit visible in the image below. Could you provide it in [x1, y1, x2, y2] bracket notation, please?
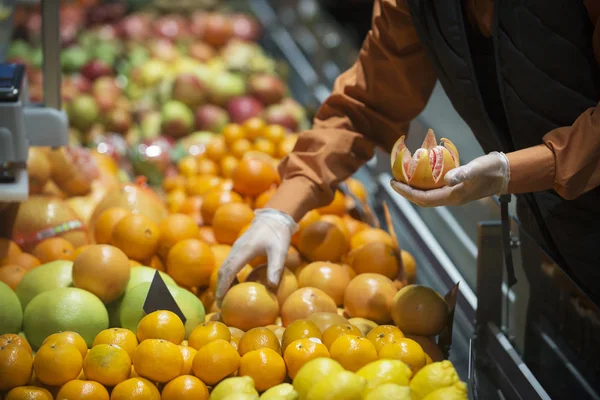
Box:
[15, 260, 73, 311]
[296, 262, 353, 306]
[297, 221, 349, 262]
[27, 147, 51, 195]
[220, 282, 279, 331]
[391, 285, 449, 336]
[344, 274, 398, 324]
[23, 287, 109, 349]
[0, 281, 22, 334]
[280, 288, 337, 327]
[245, 266, 298, 307]
[127, 266, 177, 291]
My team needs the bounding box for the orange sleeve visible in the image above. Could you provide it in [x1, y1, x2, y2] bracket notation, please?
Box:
[266, 0, 437, 221]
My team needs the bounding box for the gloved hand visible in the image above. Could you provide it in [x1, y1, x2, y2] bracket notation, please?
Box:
[215, 208, 298, 306]
[391, 152, 510, 207]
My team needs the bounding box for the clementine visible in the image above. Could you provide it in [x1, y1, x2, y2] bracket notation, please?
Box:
[201, 191, 243, 225]
[238, 327, 281, 356]
[166, 239, 215, 288]
[239, 348, 286, 392]
[283, 338, 330, 379]
[223, 123, 246, 145]
[33, 343, 83, 386]
[0, 264, 27, 290]
[110, 377, 160, 400]
[133, 339, 183, 383]
[5, 386, 53, 400]
[93, 328, 138, 359]
[32, 237, 75, 263]
[366, 325, 405, 352]
[136, 310, 185, 344]
[42, 332, 88, 360]
[185, 175, 222, 197]
[232, 157, 279, 197]
[188, 321, 231, 350]
[321, 324, 363, 349]
[280, 320, 322, 353]
[83, 344, 131, 387]
[161, 375, 209, 400]
[205, 137, 228, 162]
[229, 138, 253, 158]
[212, 203, 254, 245]
[329, 335, 378, 372]
[111, 214, 159, 261]
[191, 339, 240, 386]
[0, 334, 32, 354]
[93, 207, 130, 245]
[4, 252, 41, 270]
[219, 155, 239, 179]
[0, 344, 33, 391]
[180, 345, 197, 375]
[55, 379, 110, 400]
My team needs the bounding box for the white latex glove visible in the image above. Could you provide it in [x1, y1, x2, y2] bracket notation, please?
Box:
[391, 152, 510, 207]
[215, 208, 298, 305]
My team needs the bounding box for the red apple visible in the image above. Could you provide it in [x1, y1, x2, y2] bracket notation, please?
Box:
[81, 59, 113, 81]
[248, 73, 286, 105]
[70, 74, 91, 93]
[171, 73, 207, 109]
[264, 104, 298, 131]
[231, 14, 262, 42]
[153, 15, 190, 40]
[161, 100, 195, 138]
[202, 13, 234, 48]
[227, 96, 264, 124]
[195, 104, 230, 133]
[92, 76, 121, 98]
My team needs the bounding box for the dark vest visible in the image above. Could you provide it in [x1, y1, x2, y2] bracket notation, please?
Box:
[406, 0, 600, 303]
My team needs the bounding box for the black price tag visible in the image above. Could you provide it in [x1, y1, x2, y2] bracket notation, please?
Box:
[142, 270, 187, 324]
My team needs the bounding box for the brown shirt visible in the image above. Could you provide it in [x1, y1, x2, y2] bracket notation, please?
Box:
[267, 0, 600, 221]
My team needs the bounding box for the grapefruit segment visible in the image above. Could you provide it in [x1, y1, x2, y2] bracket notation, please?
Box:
[390, 136, 407, 171]
[441, 138, 460, 167]
[421, 129, 437, 150]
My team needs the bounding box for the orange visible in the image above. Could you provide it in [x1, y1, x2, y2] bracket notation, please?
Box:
[166, 189, 187, 213]
[156, 214, 200, 260]
[110, 377, 160, 400]
[236, 264, 255, 282]
[343, 215, 368, 237]
[219, 155, 239, 179]
[291, 210, 320, 247]
[146, 254, 164, 272]
[238, 327, 281, 356]
[191, 339, 240, 386]
[345, 242, 400, 280]
[83, 344, 131, 386]
[201, 191, 244, 225]
[239, 348, 286, 392]
[136, 310, 185, 344]
[263, 124, 286, 144]
[253, 138, 276, 157]
[198, 226, 217, 244]
[345, 178, 368, 203]
[244, 266, 298, 306]
[93, 328, 138, 359]
[366, 325, 406, 352]
[221, 282, 279, 331]
[56, 380, 109, 399]
[42, 332, 88, 360]
[283, 338, 330, 379]
[321, 324, 363, 349]
[319, 215, 350, 239]
[33, 343, 83, 386]
[166, 239, 215, 288]
[0, 264, 27, 290]
[0, 344, 33, 391]
[0, 334, 33, 355]
[129, 259, 142, 267]
[316, 190, 346, 216]
[350, 228, 396, 250]
[296, 261, 353, 306]
[72, 244, 131, 303]
[230, 138, 253, 158]
[133, 339, 183, 383]
[223, 123, 246, 145]
[5, 386, 53, 400]
[161, 375, 209, 400]
[180, 345, 197, 375]
[280, 320, 321, 353]
[243, 117, 267, 140]
[5, 252, 41, 270]
[163, 175, 186, 192]
[391, 285, 449, 336]
[179, 196, 203, 215]
[178, 156, 198, 177]
[405, 334, 444, 362]
[32, 237, 76, 263]
[344, 273, 398, 324]
[305, 311, 349, 333]
[297, 220, 349, 262]
[378, 338, 427, 374]
[280, 287, 337, 327]
[232, 157, 279, 197]
[212, 203, 254, 245]
[401, 250, 417, 284]
[0, 239, 21, 265]
[93, 207, 131, 245]
[329, 335, 377, 372]
[72, 245, 92, 259]
[186, 176, 223, 198]
[209, 245, 232, 288]
[111, 214, 160, 261]
[188, 321, 231, 350]
[253, 187, 276, 209]
[277, 135, 298, 158]
[196, 157, 219, 176]
[205, 137, 228, 162]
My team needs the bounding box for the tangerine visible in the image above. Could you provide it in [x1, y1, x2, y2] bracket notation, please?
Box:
[163, 175, 186, 192]
[166, 239, 215, 288]
[219, 155, 239, 179]
[93, 328, 138, 359]
[276, 135, 297, 158]
[136, 310, 185, 345]
[201, 191, 243, 225]
[110, 377, 160, 400]
[42, 332, 88, 360]
[196, 157, 219, 176]
[55, 380, 110, 400]
[185, 175, 222, 196]
[230, 138, 253, 158]
[329, 335, 378, 372]
[93, 207, 131, 245]
[188, 321, 231, 350]
[239, 348, 286, 392]
[253, 138, 276, 157]
[83, 344, 131, 386]
[198, 226, 217, 244]
[133, 339, 183, 383]
[156, 214, 200, 260]
[166, 189, 187, 213]
[0, 344, 33, 391]
[0, 264, 27, 290]
[0, 334, 32, 354]
[238, 327, 281, 356]
[263, 124, 286, 144]
[162, 375, 209, 400]
[111, 214, 160, 261]
[180, 345, 197, 375]
[378, 338, 427, 375]
[191, 339, 240, 386]
[243, 117, 267, 140]
[232, 157, 279, 197]
[316, 190, 346, 216]
[205, 137, 228, 162]
[321, 324, 363, 349]
[283, 338, 330, 379]
[223, 123, 246, 145]
[366, 325, 405, 352]
[280, 320, 322, 353]
[178, 156, 198, 177]
[5, 252, 41, 271]
[33, 343, 82, 386]
[212, 203, 254, 245]
[32, 238, 76, 263]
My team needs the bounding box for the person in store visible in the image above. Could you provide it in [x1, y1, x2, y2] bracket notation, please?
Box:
[216, 0, 600, 305]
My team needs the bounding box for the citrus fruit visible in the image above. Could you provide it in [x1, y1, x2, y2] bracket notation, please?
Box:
[93, 207, 131, 245]
[180, 345, 197, 375]
[93, 328, 138, 359]
[281, 319, 321, 353]
[72, 244, 130, 303]
[253, 139, 276, 157]
[206, 137, 228, 161]
[0, 264, 28, 290]
[110, 377, 160, 400]
[305, 370, 366, 400]
[162, 375, 209, 400]
[126, 266, 176, 291]
[196, 157, 219, 176]
[198, 226, 218, 244]
[363, 324, 403, 354]
[221, 282, 279, 331]
[321, 324, 363, 349]
[232, 157, 279, 197]
[319, 215, 350, 238]
[345, 242, 400, 279]
[5, 252, 41, 271]
[347, 317, 378, 336]
[191, 339, 240, 386]
[422, 381, 468, 400]
[34, 343, 82, 386]
[166, 239, 215, 288]
[238, 327, 281, 356]
[210, 376, 258, 400]
[212, 203, 254, 245]
[83, 343, 131, 386]
[343, 215, 368, 237]
[15, 260, 73, 310]
[0, 239, 21, 264]
[260, 383, 299, 400]
[0, 334, 32, 354]
[223, 123, 246, 144]
[230, 138, 253, 158]
[23, 287, 108, 349]
[292, 357, 344, 398]
[166, 189, 187, 213]
[401, 250, 417, 284]
[410, 361, 460, 399]
[406, 335, 445, 362]
[0, 344, 33, 390]
[316, 190, 347, 216]
[364, 383, 412, 400]
[178, 156, 198, 177]
[133, 339, 183, 383]
[305, 312, 349, 333]
[185, 175, 223, 196]
[344, 273, 398, 324]
[32, 238, 76, 263]
[283, 337, 330, 379]
[391, 285, 449, 336]
[280, 287, 337, 327]
[350, 228, 396, 250]
[163, 175, 186, 192]
[239, 348, 286, 392]
[201, 191, 244, 225]
[5, 386, 53, 400]
[188, 320, 231, 349]
[55, 380, 110, 400]
[378, 338, 427, 374]
[356, 359, 412, 391]
[329, 335, 378, 372]
[219, 155, 239, 179]
[296, 262, 353, 306]
[156, 214, 201, 259]
[297, 220, 349, 262]
[111, 214, 160, 261]
[42, 331, 88, 360]
[0, 282, 22, 334]
[136, 310, 185, 344]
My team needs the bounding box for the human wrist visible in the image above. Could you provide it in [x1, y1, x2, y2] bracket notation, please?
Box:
[505, 145, 555, 194]
[254, 208, 299, 234]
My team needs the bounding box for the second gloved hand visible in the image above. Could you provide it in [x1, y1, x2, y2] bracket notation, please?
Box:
[215, 208, 298, 306]
[391, 152, 510, 207]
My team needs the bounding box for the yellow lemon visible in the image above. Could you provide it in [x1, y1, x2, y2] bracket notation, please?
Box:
[423, 381, 468, 400]
[356, 359, 412, 392]
[410, 361, 460, 399]
[292, 357, 344, 399]
[260, 383, 299, 399]
[305, 370, 366, 400]
[364, 383, 412, 400]
[210, 376, 259, 400]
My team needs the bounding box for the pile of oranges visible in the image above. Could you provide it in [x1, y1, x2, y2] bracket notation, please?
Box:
[0, 308, 445, 399]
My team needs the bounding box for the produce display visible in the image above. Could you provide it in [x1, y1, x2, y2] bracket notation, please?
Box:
[0, 2, 468, 399]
